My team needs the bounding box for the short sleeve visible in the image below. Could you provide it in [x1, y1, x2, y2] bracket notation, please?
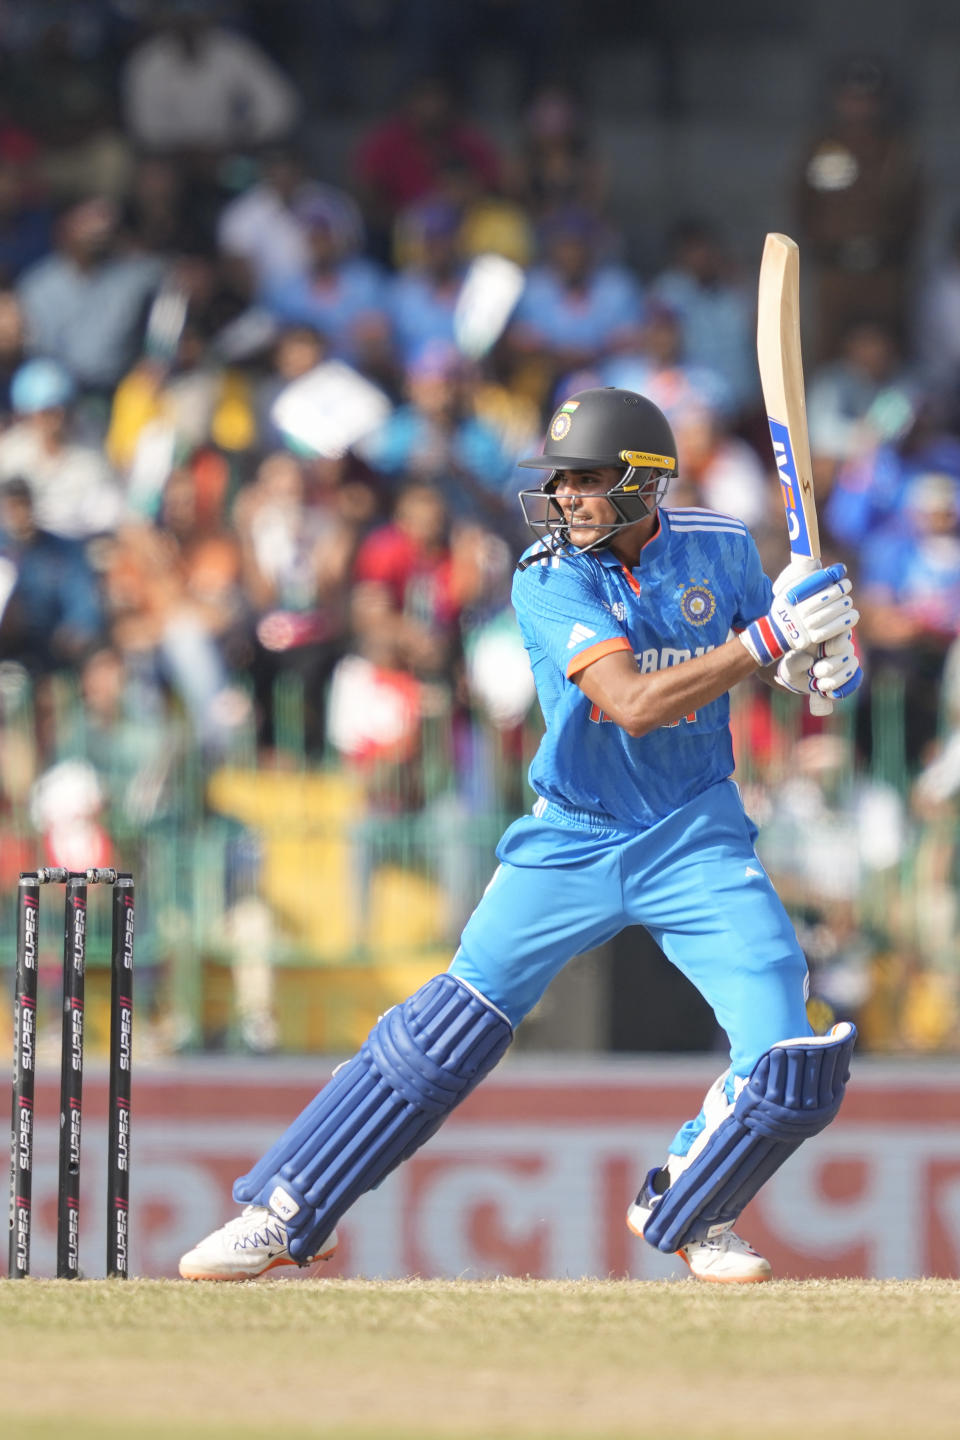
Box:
[730, 530, 774, 629]
[512, 553, 632, 678]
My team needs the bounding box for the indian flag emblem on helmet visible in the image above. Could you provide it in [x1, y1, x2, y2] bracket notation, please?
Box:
[679, 581, 716, 626]
[550, 411, 573, 440]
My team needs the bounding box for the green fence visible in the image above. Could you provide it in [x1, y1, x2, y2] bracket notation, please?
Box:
[0, 669, 957, 1054]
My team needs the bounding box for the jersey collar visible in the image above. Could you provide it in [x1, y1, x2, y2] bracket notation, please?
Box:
[591, 508, 668, 572]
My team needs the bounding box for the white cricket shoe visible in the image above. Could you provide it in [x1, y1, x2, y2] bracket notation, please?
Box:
[627, 1172, 772, 1284]
[178, 1205, 337, 1282]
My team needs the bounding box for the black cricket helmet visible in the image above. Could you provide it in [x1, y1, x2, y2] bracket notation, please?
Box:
[518, 387, 678, 555]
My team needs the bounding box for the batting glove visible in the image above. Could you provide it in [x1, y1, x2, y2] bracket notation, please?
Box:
[812, 632, 864, 700]
[775, 647, 820, 697]
[776, 634, 864, 701]
[739, 563, 859, 668]
[772, 556, 825, 597]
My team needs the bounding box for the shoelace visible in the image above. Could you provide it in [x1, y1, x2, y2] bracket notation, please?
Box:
[698, 1231, 755, 1255]
[225, 1206, 288, 1251]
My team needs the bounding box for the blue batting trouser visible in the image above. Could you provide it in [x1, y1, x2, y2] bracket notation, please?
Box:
[448, 779, 811, 1157]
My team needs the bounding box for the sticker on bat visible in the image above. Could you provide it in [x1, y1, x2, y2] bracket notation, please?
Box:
[768, 417, 813, 557]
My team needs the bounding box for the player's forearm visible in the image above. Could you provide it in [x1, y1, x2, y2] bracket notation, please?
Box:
[576, 639, 759, 737]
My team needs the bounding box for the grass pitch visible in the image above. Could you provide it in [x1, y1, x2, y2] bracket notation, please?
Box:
[1, 1277, 957, 1440]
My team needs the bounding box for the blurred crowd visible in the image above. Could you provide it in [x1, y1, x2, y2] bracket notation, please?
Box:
[0, 3, 958, 1051]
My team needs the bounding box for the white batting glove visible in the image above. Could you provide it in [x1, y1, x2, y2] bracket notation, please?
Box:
[812, 632, 864, 699]
[772, 556, 822, 597]
[776, 634, 864, 701]
[775, 647, 820, 696]
[739, 563, 859, 668]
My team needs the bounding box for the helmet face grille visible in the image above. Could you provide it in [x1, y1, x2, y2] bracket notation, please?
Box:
[518, 465, 671, 556]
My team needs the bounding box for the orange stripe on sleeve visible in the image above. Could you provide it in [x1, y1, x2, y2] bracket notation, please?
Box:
[566, 635, 633, 678]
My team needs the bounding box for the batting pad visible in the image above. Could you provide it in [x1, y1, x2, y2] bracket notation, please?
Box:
[233, 974, 513, 1260]
[644, 1022, 856, 1253]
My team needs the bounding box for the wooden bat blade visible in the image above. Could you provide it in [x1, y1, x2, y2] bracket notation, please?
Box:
[757, 232, 832, 715]
[757, 232, 821, 562]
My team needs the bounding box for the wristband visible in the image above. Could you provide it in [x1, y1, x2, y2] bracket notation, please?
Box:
[738, 613, 788, 667]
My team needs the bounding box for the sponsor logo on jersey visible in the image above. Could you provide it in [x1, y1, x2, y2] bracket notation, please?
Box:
[603, 600, 627, 621]
[636, 644, 715, 672]
[550, 412, 573, 441]
[566, 622, 597, 650]
[679, 580, 717, 626]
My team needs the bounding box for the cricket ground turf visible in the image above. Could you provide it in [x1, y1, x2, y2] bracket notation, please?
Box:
[1, 1278, 957, 1439]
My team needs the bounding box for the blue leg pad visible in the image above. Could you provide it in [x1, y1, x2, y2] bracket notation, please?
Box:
[644, 1022, 856, 1253]
[233, 974, 513, 1260]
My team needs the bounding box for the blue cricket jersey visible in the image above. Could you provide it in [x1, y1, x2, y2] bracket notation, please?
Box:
[512, 506, 773, 829]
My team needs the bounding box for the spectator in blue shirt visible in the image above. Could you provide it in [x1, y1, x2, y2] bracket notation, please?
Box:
[0, 477, 103, 674]
[218, 147, 365, 296]
[260, 191, 390, 377]
[649, 219, 756, 420]
[858, 471, 960, 766]
[17, 197, 164, 396]
[357, 339, 520, 537]
[580, 299, 736, 421]
[825, 400, 960, 552]
[807, 317, 913, 495]
[507, 207, 642, 395]
[387, 199, 466, 366]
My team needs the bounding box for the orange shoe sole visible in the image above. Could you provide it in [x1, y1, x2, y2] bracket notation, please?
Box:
[180, 1243, 337, 1283]
[676, 1249, 772, 1284]
[627, 1212, 772, 1283]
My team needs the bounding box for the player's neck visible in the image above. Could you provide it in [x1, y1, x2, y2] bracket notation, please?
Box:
[608, 511, 659, 569]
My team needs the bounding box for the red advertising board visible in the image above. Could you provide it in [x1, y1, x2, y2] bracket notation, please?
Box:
[15, 1058, 960, 1280]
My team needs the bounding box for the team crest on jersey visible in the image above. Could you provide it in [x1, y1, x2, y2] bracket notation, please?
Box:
[550, 411, 572, 441]
[679, 580, 716, 626]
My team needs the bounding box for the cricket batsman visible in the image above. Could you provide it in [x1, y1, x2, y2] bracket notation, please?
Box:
[180, 387, 863, 1285]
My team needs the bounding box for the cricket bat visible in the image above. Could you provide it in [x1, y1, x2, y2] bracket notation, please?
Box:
[756, 232, 832, 716]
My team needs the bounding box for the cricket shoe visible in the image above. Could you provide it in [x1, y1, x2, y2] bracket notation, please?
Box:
[178, 1205, 337, 1281]
[627, 1169, 772, 1284]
